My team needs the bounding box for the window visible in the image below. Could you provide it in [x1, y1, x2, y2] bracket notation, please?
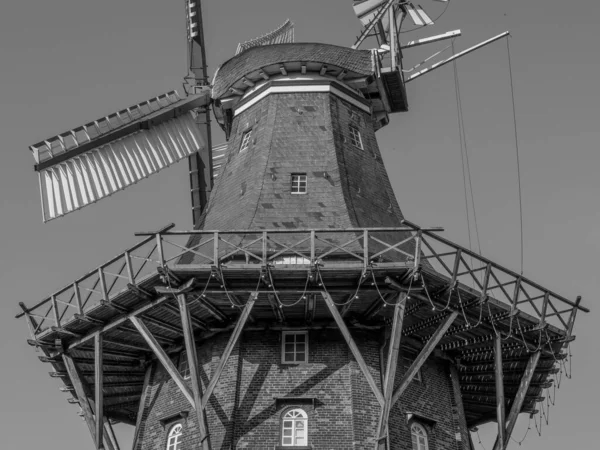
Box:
[282, 331, 308, 364]
[411, 423, 429, 450]
[240, 129, 252, 152]
[166, 423, 183, 450]
[291, 174, 307, 194]
[281, 408, 308, 446]
[178, 351, 190, 379]
[349, 125, 363, 149]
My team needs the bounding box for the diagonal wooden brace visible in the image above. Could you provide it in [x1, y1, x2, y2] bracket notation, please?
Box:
[321, 291, 384, 406]
[177, 293, 212, 450]
[201, 292, 257, 408]
[129, 316, 195, 406]
[391, 311, 458, 407]
[494, 333, 506, 448]
[492, 351, 541, 450]
[375, 293, 407, 449]
[62, 353, 116, 450]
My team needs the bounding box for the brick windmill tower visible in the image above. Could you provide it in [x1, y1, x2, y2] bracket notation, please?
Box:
[17, 1, 588, 450]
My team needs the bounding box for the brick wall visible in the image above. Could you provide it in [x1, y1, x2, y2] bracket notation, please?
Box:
[135, 328, 468, 449]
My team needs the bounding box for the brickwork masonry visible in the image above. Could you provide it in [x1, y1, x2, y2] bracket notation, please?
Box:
[135, 330, 468, 450]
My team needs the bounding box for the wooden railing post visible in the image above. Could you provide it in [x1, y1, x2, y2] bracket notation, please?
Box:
[74, 282, 83, 315]
[310, 230, 316, 263]
[51, 295, 61, 327]
[213, 232, 219, 265]
[98, 268, 108, 301]
[155, 233, 165, 267]
[363, 229, 369, 270]
[125, 251, 135, 284]
[262, 231, 268, 265]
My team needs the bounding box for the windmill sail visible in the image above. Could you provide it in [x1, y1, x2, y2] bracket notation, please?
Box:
[235, 19, 294, 55]
[30, 90, 217, 222]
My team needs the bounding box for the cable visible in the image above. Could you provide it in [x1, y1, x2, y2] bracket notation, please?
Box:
[452, 40, 482, 256]
[506, 37, 525, 274]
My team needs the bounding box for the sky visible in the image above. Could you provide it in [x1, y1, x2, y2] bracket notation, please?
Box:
[0, 0, 598, 448]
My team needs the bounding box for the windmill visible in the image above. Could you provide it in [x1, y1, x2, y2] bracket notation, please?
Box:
[17, 1, 588, 450]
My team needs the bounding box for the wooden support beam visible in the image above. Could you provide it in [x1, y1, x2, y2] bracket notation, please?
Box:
[202, 293, 257, 408]
[304, 294, 316, 323]
[494, 334, 506, 448]
[62, 353, 116, 450]
[103, 417, 120, 450]
[103, 337, 149, 353]
[192, 295, 228, 322]
[141, 314, 183, 335]
[321, 291, 384, 407]
[129, 316, 195, 407]
[267, 294, 285, 323]
[95, 332, 104, 449]
[62, 353, 99, 448]
[178, 294, 211, 450]
[131, 366, 152, 450]
[391, 311, 458, 406]
[163, 302, 208, 330]
[375, 293, 407, 449]
[492, 351, 541, 450]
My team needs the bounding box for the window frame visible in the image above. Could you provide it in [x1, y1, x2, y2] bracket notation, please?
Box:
[410, 422, 429, 450]
[290, 173, 308, 195]
[348, 125, 364, 150]
[280, 407, 309, 447]
[240, 129, 252, 152]
[281, 331, 309, 364]
[166, 422, 183, 450]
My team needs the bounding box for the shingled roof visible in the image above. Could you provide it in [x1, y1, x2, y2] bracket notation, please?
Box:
[212, 43, 375, 99]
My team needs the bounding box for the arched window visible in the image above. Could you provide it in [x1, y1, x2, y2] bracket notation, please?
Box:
[166, 423, 183, 450]
[411, 422, 429, 450]
[281, 408, 308, 446]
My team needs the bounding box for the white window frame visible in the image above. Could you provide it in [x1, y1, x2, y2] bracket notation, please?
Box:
[349, 125, 363, 149]
[178, 351, 190, 379]
[281, 331, 308, 364]
[166, 423, 183, 450]
[240, 129, 252, 152]
[290, 173, 307, 194]
[410, 422, 429, 450]
[281, 408, 308, 447]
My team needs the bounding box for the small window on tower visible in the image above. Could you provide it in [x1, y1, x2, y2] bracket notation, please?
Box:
[291, 174, 307, 194]
[349, 125, 363, 149]
[178, 351, 190, 379]
[282, 331, 308, 363]
[240, 129, 252, 152]
[166, 423, 183, 450]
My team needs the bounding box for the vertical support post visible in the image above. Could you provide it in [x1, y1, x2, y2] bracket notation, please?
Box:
[494, 333, 505, 449]
[95, 332, 104, 449]
[177, 294, 211, 450]
[539, 292, 550, 327]
[51, 295, 61, 327]
[492, 351, 542, 450]
[414, 230, 422, 270]
[156, 233, 165, 267]
[98, 268, 108, 300]
[566, 296, 582, 338]
[262, 231, 268, 265]
[213, 232, 219, 265]
[125, 251, 135, 284]
[511, 277, 522, 314]
[375, 293, 407, 449]
[321, 291, 384, 406]
[363, 229, 369, 270]
[310, 230, 316, 263]
[74, 282, 83, 315]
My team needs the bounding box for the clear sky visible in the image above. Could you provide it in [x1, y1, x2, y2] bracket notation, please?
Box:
[0, 0, 598, 449]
